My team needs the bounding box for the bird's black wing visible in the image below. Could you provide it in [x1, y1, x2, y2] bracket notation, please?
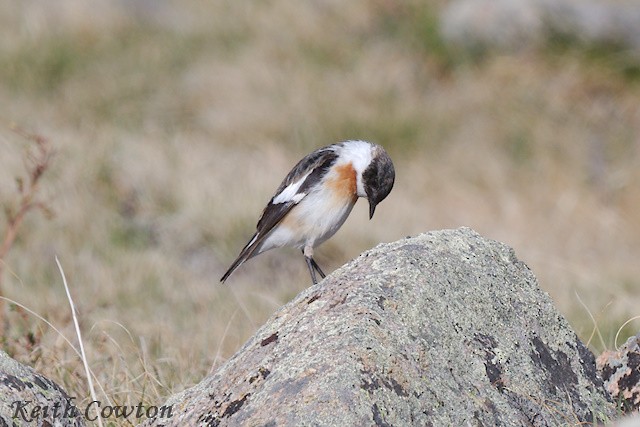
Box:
[257, 145, 339, 231]
[220, 144, 339, 282]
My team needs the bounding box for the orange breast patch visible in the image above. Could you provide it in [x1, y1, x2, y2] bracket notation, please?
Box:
[328, 162, 357, 203]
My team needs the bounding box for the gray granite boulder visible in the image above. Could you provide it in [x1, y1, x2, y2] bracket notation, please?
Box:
[598, 333, 640, 414]
[143, 227, 615, 426]
[440, 0, 640, 51]
[0, 350, 85, 427]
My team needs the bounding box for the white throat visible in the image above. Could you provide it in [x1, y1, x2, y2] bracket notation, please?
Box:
[338, 140, 374, 198]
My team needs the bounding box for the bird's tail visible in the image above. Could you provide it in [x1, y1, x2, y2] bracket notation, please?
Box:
[220, 232, 261, 283]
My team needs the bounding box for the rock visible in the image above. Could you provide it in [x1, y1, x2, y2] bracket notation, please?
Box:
[440, 0, 640, 52]
[440, 0, 545, 51]
[598, 333, 640, 414]
[0, 350, 85, 426]
[143, 227, 615, 426]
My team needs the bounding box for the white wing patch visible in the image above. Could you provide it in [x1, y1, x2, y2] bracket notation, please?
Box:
[272, 171, 311, 204]
[247, 233, 259, 247]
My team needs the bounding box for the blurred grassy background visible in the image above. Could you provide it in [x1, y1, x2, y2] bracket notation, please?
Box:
[1, 0, 639, 412]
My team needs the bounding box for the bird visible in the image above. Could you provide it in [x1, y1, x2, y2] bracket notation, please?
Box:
[220, 140, 395, 285]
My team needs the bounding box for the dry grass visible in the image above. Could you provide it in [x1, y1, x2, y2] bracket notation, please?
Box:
[0, 0, 639, 417]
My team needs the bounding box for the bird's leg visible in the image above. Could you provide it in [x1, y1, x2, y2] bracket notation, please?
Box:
[302, 245, 324, 285]
[310, 257, 326, 278]
[304, 255, 318, 285]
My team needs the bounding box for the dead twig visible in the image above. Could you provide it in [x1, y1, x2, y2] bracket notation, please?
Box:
[0, 124, 54, 336]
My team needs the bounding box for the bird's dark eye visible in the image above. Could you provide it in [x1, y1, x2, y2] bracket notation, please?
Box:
[363, 163, 378, 189]
[363, 153, 395, 204]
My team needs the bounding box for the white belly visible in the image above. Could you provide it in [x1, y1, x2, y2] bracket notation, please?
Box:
[258, 188, 357, 253]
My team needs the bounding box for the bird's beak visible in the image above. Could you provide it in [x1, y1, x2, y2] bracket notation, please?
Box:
[368, 200, 377, 220]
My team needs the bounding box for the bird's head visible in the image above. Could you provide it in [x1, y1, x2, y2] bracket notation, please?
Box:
[362, 146, 395, 219]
